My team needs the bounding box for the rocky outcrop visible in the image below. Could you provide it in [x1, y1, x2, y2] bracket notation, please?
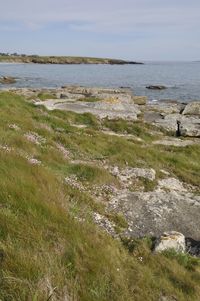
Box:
[0, 76, 16, 84]
[146, 85, 167, 90]
[142, 100, 200, 137]
[182, 101, 200, 115]
[132, 96, 147, 105]
[154, 231, 186, 253]
[154, 114, 200, 137]
[108, 166, 156, 188]
[35, 87, 141, 120]
[109, 178, 200, 240]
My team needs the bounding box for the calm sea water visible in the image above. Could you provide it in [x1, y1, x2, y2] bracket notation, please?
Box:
[0, 61, 200, 102]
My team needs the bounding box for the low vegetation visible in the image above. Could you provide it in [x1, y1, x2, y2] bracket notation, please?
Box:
[0, 55, 142, 65]
[0, 92, 200, 300]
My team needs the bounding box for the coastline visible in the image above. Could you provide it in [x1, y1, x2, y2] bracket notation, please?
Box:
[0, 55, 143, 65]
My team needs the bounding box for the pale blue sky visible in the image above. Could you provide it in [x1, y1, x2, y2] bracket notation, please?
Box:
[0, 0, 200, 60]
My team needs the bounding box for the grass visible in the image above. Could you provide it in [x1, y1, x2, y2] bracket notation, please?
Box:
[102, 118, 162, 142]
[64, 163, 117, 185]
[0, 91, 200, 300]
[78, 96, 102, 103]
[37, 92, 57, 101]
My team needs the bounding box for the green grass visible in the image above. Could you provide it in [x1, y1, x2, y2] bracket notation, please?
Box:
[64, 163, 117, 185]
[78, 96, 102, 102]
[37, 92, 57, 101]
[0, 91, 200, 300]
[102, 118, 161, 141]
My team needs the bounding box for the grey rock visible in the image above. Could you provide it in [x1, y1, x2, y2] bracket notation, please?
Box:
[146, 85, 167, 90]
[154, 231, 186, 253]
[182, 101, 200, 116]
[154, 113, 200, 137]
[109, 186, 200, 240]
[158, 178, 187, 191]
[144, 102, 185, 115]
[35, 89, 141, 120]
[108, 166, 156, 188]
[144, 111, 164, 123]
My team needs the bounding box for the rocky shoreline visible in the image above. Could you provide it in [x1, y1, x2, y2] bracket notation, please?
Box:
[8, 85, 200, 137]
[3, 85, 200, 256]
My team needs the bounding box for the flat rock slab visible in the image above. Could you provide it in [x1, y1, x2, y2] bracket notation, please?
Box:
[35, 99, 140, 120]
[154, 113, 200, 137]
[144, 102, 185, 115]
[109, 187, 200, 240]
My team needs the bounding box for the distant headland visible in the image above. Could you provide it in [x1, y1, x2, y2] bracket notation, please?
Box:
[0, 53, 143, 65]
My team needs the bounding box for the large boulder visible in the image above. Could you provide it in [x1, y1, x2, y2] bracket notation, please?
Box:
[182, 101, 200, 115]
[132, 96, 147, 105]
[154, 231, 186, 253]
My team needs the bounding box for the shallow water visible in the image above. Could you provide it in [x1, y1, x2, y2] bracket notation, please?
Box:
[0, 61, 200, 102]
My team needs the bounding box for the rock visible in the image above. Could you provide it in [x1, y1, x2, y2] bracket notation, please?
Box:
[153, 113, 200, 137]
[144, 111, 164, 123]
[154, 231, 186, 253]
[182, 101, 200, 115]
[109, 166, 156, 187]
[131, 168, 156, 181]
[144, 102, 185, 116]
[146, 85, 167, 90]
[36, 89, 141, 120]
[109, 187, 200, 239]
[186, 237, 200, 257]
[60, 93, 69, 99]
[0, 76, 16, 84]
[132, 96, 147, 105]
[158, 178, 187, 192]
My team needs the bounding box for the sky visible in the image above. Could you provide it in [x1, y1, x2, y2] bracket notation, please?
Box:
[0, 0, 200, 61]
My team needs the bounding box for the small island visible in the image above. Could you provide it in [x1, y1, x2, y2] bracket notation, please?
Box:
[0, 53, 143, 65]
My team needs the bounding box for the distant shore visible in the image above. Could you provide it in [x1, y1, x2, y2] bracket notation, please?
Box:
[0, 55, 143, 65]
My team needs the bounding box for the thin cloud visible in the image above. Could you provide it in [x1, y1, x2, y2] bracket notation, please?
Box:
[1, 0, 200, 60]
[1, 0, 200, 33]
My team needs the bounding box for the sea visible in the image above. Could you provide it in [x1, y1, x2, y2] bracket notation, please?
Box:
[0, 61, 200, 103]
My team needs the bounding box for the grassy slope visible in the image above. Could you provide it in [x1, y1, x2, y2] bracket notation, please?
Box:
[0, 92, 200, 301]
